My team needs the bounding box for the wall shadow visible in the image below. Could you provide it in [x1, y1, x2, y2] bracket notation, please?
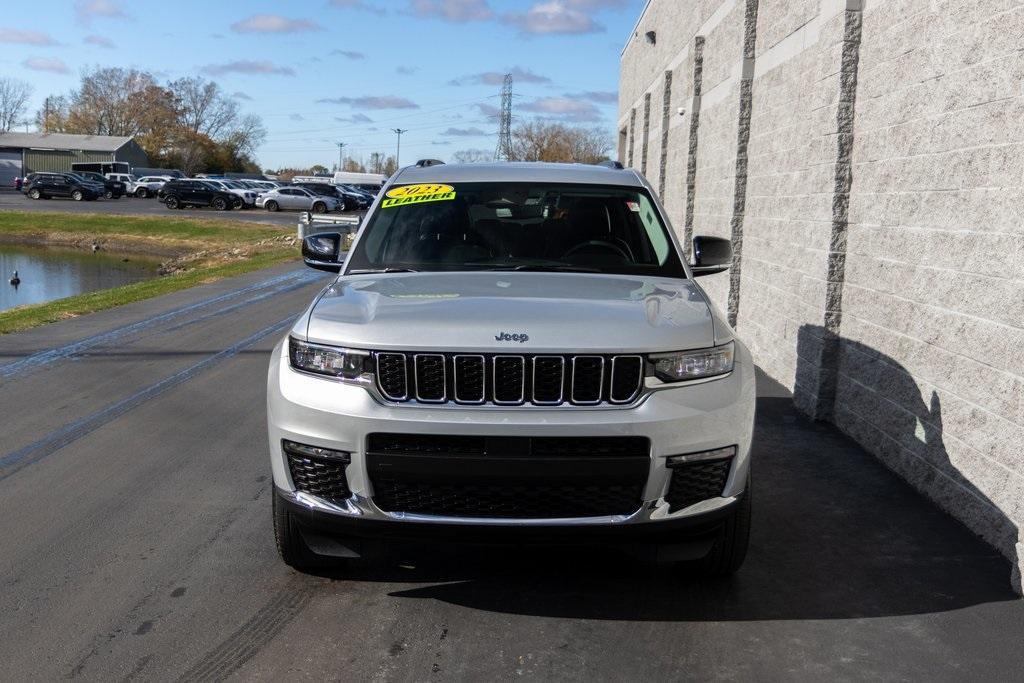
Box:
[793, 324, 1020, 597]
[310, 335, 1021, 620]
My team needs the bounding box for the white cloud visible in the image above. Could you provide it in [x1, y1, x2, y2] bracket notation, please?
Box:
[410, 0, 493, 22]
[520, 96, 602, 121]
[565, 90, 617, 104]
[441, 126, 487, 136]
[75, 0, 129, 25]
[0, 28, 59, 45]
[331, 50, 366, 60]
[23, 57, 70, 74]
[335, 113, 375, 123]
[449, 66, 550, 86]
[84, 34, 114, 48]
[317, 95, 419, 109]
[231, 14, 323, 34]
[202, 61, 296, 76]
[503, 1, 604, 36]
[329, 0, 386, 15]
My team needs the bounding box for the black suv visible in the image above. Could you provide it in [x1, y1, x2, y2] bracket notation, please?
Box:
[78, 171, 125, 199]
[22, 173, 103, 202]
[158, 179, 237, 211]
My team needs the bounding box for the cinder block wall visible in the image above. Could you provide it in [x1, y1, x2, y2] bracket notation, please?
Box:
[620, 0, 1023, 593]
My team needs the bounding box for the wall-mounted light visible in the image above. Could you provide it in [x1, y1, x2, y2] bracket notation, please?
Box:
[645, 30, 657, 45]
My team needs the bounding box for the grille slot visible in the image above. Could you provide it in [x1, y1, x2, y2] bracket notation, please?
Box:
[610, 356, 644, 403]
[372, 352, 647, 407]
[493, 356, 526, 404]
[286, 453, 351, 504]
[414, 354, 446, 402]
[571, 356, 604, 404]
[377, 353, 408, 401]
[453, 355, 485, 403]
[532, 356, 565, 404]
[664, 458, 732, 512]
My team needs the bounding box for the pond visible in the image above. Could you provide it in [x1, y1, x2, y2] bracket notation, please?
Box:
[1, 244, 161, 313]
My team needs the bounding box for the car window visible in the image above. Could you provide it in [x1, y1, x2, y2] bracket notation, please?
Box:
[347, 182, 686, 278]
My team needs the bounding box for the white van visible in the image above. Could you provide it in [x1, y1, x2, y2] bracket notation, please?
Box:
[332, 171, 385, 193]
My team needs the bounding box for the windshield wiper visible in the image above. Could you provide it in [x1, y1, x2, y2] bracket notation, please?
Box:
[347, 267, 420, 274]
[497, 264, 602, 273]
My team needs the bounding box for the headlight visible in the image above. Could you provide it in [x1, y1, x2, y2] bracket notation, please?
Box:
[649, 341, 734, 382]
[289, 337, 371, 381]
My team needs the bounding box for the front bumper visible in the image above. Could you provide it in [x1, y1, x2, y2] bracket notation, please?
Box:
[267, 336, 756, 530]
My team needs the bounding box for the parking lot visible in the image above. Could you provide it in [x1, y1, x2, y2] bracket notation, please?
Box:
[0, 263, 1021, 680]
[0, 189, 348, 228]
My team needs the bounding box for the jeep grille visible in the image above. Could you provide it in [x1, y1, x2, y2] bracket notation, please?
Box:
[374, 352, 644, 407]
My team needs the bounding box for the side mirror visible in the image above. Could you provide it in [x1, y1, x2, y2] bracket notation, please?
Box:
[691, 236, 732, 277]
[302, 232, 344, 273]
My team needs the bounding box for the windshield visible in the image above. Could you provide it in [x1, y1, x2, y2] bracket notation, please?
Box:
[346, 182, 685, 277]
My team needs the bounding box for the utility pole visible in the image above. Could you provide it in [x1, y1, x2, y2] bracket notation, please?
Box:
[392, 128, 407, 168]
[336, 142, 346, 172]
[494, 73, 514, 161]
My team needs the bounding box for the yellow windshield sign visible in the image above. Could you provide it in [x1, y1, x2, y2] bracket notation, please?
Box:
[381, 183, 456, 208]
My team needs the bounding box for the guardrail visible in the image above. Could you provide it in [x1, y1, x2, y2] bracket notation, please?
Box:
[296, 211, 361, 239]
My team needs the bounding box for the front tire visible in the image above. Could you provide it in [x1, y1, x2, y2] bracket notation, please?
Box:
[694, 483, 751, 577]
[136, 188, 149, 198]
[28, 188, 40, 200]
[312, 201, 327, 214]
[165, 196, 180, 210]
[231, 197, 244, 210]
[265, 200, 279, 212]
[212, 196, 228, 211]
[71, 190, 84, 201]
[273, 491, 317, 571]
[104, 190, 113, 199]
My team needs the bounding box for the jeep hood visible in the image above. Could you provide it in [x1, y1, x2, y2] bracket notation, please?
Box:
[304, 271, 718, 353]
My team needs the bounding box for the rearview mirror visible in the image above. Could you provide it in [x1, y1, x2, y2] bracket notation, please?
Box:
[691, 236, 732, 277]
[302, 232, 344, 273]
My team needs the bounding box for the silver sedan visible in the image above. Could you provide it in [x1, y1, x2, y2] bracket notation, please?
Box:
[256, 187, 341, 213]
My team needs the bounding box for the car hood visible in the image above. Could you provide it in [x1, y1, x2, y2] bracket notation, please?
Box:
[304, 271, 717, 353]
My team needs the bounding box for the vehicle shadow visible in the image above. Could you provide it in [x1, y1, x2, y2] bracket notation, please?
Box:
[309, 342, 1020, 620]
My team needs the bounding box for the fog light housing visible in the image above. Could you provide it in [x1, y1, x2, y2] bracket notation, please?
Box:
[282, 439, 351, 463]
[665, 445, 735, 468]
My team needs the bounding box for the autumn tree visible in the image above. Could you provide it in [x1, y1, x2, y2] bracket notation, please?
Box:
[0, 78, 33, 132]
[508, 121, 611, 164]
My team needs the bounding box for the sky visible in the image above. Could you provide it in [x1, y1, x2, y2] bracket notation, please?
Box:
[1, 0, 647, 170]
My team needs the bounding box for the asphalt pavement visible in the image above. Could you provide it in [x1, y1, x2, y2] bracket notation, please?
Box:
[0, 261, 1021, 681]
[0, 188, 325, 227]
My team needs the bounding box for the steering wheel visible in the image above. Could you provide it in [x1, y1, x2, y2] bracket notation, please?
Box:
[564, 240, 630, 260]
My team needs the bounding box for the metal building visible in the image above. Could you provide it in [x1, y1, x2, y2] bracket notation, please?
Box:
[0, 132, 150, 185]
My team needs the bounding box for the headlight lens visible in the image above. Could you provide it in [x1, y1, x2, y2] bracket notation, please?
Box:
[289, 337, 371, 380]
[649, 341, 735, 382]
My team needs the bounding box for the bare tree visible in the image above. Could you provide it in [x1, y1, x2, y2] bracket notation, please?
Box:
[34, 94, 70, 133]
[451, 148, 492, 164]
[168, 77, 240, 139]
[508, 121, 611, 164]
[0, 78, 33, 132]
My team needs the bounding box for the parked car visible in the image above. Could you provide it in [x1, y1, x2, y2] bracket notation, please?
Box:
[78, 171, 126, 199]
[22, 172, 103, 201]
[105, 172, 138, 194]
[292, 182, 366, 211]
[256, 187, 340, 213]
[268, 160, 754, 576]
[158, 179, 238, 211]
[131, 175, 171, 198]
[203, 179, 258, 209]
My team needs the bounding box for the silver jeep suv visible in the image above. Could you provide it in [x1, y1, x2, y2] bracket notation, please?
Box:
[267, 161, 755, 575]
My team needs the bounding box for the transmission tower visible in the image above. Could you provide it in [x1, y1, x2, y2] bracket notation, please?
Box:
[494, 73, 513, 161]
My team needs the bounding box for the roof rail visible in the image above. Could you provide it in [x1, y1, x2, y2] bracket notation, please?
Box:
[596, 160, 625, 170]
[415, 159, 445, 168]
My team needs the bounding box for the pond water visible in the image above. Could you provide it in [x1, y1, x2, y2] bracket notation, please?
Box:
[1, 244, 161, 313]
